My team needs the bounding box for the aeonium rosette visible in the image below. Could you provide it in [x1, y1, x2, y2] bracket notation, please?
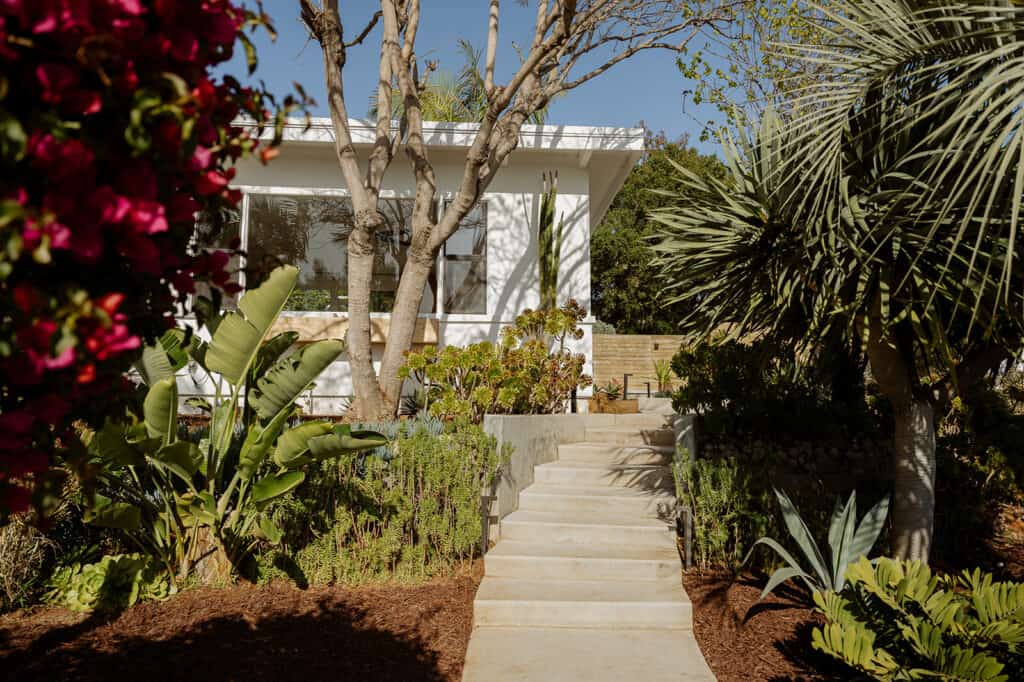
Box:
[0, 0, 311, 517]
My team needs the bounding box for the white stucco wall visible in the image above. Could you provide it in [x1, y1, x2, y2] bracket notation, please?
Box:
[178, 140, 601, 413]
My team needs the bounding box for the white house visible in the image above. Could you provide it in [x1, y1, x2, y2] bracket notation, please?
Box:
[181, 118, 643, 413]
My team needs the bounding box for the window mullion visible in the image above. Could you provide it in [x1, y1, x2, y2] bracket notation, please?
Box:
[238, 191, 251, 293]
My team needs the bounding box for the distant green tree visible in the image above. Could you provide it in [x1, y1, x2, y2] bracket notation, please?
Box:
[591, 132, 726, 334]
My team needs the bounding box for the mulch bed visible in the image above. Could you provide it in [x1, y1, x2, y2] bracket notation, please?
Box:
[0, 561, 483, 682]
[681, 571, 849, 682]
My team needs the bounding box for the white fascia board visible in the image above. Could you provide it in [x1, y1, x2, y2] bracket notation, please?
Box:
[247, 117, 645, 153]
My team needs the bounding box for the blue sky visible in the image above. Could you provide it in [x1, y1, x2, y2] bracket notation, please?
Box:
[222, 1, 726, 155]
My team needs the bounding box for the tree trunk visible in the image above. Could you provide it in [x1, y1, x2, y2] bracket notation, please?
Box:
[864, 318, 936, 563]
[890, 396, 936, 561]
[347, 211, 388, 421]
[377, 238, 436, 413]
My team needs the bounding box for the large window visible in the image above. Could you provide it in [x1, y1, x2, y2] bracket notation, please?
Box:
[444, 202, 487, 314]
[196, 192, 488, 315]
[244, 194, 437, 313]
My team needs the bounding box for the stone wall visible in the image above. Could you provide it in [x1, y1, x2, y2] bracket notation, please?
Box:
[592, 334, 686, 393]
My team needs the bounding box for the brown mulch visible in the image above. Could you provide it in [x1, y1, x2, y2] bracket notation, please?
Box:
[682, 571, 849, 682]
[0, 561, 483, 682]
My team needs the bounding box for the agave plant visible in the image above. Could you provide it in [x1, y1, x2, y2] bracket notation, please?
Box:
[749, 488, 890, 600]
[84, 265, 386, 582]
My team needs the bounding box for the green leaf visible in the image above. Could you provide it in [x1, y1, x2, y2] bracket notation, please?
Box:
[848, 494, 890, 565]
[84, 494, 141, 530]
[760, 566, 812, 602]
[205, 265, 298, 387]
[0, 109, 27, 162]
[250, 331, 300, 383]
[237, 406, 293, 479]
[143, 378, 178, 445]
[258, 516, 283, 544]
[150, 441, 200, 482]
[774, 487, 832, 590]
[135, 329, 190, 386]
[272, 422, 333, 469]
[251, 470, 305, 504]
[88, 420, 144, 467]
[248, 339, 345, 420]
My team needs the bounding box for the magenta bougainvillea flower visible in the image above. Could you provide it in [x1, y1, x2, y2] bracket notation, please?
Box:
[0, 0, 306, 516]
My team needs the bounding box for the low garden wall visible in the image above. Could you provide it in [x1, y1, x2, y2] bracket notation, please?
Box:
[592, 334, 686, 392]
[483, 414, 590, 528]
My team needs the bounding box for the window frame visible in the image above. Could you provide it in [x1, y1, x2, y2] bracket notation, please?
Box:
[439, 195, 488, 317]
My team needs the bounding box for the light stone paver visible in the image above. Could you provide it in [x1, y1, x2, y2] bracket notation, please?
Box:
[462, 416, 715, 681]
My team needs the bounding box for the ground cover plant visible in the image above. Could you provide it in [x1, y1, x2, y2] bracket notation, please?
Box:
[259, 417, 509, 585]
[813, 557, 1024, 680]
[0, 0, 308, 516]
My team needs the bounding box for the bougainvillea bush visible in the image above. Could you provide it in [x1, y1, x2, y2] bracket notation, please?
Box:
[0, 0, 304, 516]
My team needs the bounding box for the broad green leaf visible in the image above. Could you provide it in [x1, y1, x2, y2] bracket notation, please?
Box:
[760, 566, 812, 602]
[774, 487, 831, 590]
[250, 331, 300, 383]
[237, 406, 294, 479]
[135, 329, 191, 386]
[848, 494, 890, 564]
[150, 441, 200, 483]
[143, 378, 178, 445]
[272, 422, 333, 469]
[84, 494, 141, 530]
[251, 470, 305, 503]
[205, 265, 298, 387]
[308, 424, 389, 459]
[248, 340, 344, 420]
[258, 516, 283, 544]
[88, 420, 144, 467]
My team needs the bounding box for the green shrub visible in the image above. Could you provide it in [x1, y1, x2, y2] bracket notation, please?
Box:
[670, 339, 882, 438]
[813, 557, 1024, 681]
[401, 302, 592, 422]
[259, 419, 510, 584]
[44, 554, 171, 613]
[675, 455, 776, 573]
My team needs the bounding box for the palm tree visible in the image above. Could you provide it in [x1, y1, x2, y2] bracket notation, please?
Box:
[368, 40, 549, 124]
[652, 1, 1024, 563]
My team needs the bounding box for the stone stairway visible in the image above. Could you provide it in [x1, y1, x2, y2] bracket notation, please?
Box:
[462, 415, 715, 681]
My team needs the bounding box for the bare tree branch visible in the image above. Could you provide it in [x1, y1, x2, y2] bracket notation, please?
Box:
[485, 0, 500, 95]
[344, 10, 382, 48]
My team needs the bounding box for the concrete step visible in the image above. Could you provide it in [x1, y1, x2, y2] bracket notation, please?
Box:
[462, 626, 715, 681]
[500, 509, 676, 548]
[584, 426, 675, 447]
[535, 460, 674, 489]
[473, 577, 692, 629]
[484, 540, 681, 581]
[557, 442, 673, 466]
[519, 484, 676, 517]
